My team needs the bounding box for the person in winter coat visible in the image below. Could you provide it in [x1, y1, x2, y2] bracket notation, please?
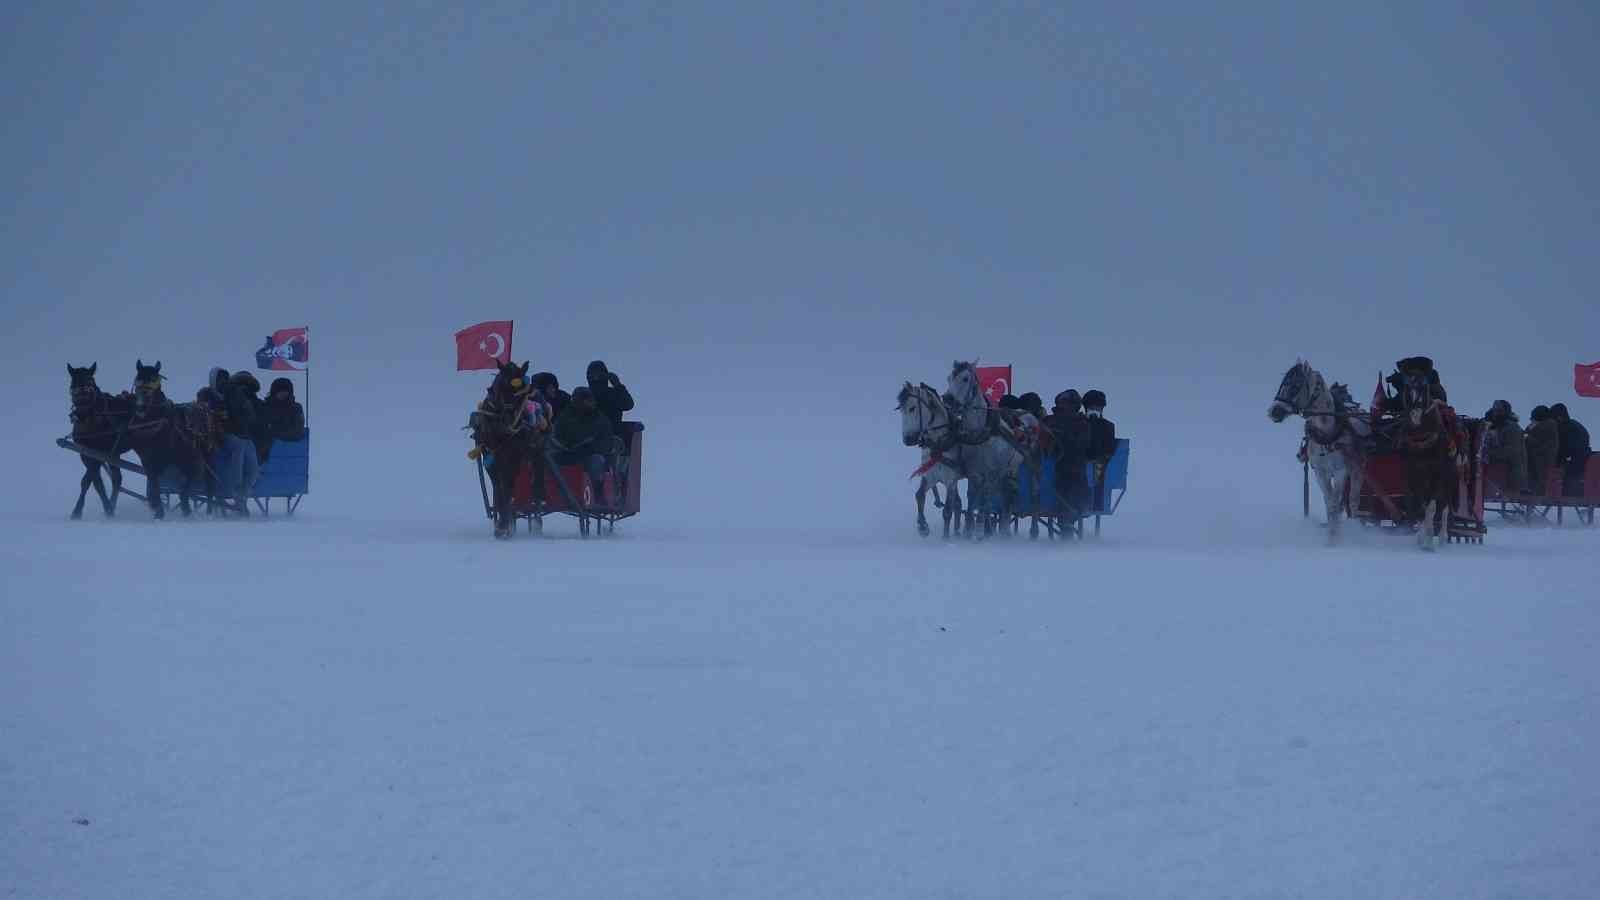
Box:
[1082, 389, 1117, 513]
[263, 377, 305, 439]
[1045, 390, 1092, 519]
[1525, 406, 1560, 495]
[552, 387, 615, 504]
[1083, 389, 1117, 466]
[219, 371, 263, 512]
[1483, 399, 1527, 494]
[585, 359, 638, 440]
[531, 372, 570, 421]
[1551, 403, 1592, 496]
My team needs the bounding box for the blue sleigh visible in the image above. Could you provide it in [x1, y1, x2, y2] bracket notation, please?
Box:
[1012, 438, 1130, 536]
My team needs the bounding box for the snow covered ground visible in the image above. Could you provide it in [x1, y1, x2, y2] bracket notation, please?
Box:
[4, 499, 1597, 898]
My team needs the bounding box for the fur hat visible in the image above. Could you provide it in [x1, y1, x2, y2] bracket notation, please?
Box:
[1532, 405, 1552, 422]
[1082, 389, 1107, 409]
[230, 371, 260, 392]
[1054, 389, 1082, 410]
[270, 377, 295, 399]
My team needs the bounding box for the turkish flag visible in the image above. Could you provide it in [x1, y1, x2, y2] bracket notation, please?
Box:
[1576, 361, 1600, 398]
[456, 321, 514, 371]
[977, 365, 1012, 407]
[255, 327, 309, 371]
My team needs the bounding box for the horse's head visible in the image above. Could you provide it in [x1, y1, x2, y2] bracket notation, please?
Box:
[1399, 372, 1434, 429]
[1269, 360, 1312, 422]
[489, 360, 532, 405]
[897, 382, 947, 447]
[67, 362, 99, 406]
[948, 360, 981, 407]
[132, 358, 167, 402]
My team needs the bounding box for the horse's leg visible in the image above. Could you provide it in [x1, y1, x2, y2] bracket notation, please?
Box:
[147, 460, 165, 520]
[107, 461, 121, 516]
[492, 462, 511, 538]
[178, 454, 198, 517]
[1319, 453, 1346, 544]
[1418, 499, 1435, 550]
[91, 462, 113, 516]
[915, 480, 931, 537]
[73, 458, 97, 519]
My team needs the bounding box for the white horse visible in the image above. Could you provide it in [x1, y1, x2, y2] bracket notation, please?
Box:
[1269, 360, 1370, 543]
[898, 381, 965, 538]
[947, 361, 1025, 538]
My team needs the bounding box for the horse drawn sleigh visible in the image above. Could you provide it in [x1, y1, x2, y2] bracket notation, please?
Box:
[469, 362, 642, 539]
[59, 361, 309, 519]
[900, 362, 1132, 541]
[1275, 357, 1487, 548]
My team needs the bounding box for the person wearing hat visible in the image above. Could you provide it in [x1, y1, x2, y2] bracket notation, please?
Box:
[1083, 389, 1117, 467]
[1482, 399, 1526, 495]
[1018, 392, 1046, 421]
[1082, 389, 1117, 512]
[1045, 389, 1092, 524]
[258, 377, 306, 464]
[1550, 403, 1592, 496]
[1525, 405, 1560, 495]
[553, 386, 617, 506]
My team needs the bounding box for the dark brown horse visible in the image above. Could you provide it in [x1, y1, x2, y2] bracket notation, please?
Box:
[124, 360, 217, 519]
[469, 361, 542, 539]
[1397, 372, 1458, 551]
[66, 363, 132, 519]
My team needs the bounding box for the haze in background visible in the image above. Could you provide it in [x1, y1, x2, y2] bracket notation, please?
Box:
[5, 1, 1596, 533]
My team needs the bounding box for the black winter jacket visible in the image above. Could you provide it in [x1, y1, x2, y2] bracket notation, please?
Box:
[586, 376, 635, 428]
[554, 406, 613, 454]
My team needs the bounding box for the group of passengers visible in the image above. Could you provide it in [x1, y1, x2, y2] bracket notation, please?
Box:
[1483, 400, 1591, 497]
[512, 360, 637, 506]
[192, 368, 306, 514]
[998, 388, 1118, 518]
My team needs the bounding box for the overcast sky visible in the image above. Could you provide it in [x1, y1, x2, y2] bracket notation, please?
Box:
[6, 1, 1597, 522]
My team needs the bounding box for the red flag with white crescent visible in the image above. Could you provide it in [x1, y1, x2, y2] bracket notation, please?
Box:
[1575, 361, 1600, 398]
[456, 321, 514, 371]
[977, 365, 1012, 407]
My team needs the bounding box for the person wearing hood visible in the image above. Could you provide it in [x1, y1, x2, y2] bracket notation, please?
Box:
[218, 371, 263, 514]
[258, 377, 306, 464]
[585, 360, 635, 428]
[1525, 406, 1560, 495]
[1483, 399, 1526, 494]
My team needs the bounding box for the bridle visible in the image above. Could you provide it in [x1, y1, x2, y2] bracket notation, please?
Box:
[902, 383, 955, 452]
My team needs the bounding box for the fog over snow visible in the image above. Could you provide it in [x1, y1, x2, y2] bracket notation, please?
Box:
[3, 3, 1598, 898]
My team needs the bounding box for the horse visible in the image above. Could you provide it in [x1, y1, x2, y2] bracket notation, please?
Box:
[947, 361, 1024, 538]
[66, 363, 131, 519]
[898, 381, 965, 538]
[469, 361, 542, 539]
[1395, 371, 1459, 551]
[1269, 360, 1370, 543]
[124, 360, 216, 519]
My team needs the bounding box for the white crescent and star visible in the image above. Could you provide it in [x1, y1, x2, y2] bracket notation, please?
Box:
[479, 332, 506, 360]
